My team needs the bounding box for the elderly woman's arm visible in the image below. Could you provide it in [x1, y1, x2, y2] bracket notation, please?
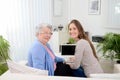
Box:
[30, 45, 46, 70]
[55, 56, 65, 62]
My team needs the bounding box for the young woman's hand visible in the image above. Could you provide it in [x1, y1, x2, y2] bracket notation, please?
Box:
[69, 56, 75, 62]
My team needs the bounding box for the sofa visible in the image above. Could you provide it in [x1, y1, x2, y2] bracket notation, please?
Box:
[2, 60, 120, 80]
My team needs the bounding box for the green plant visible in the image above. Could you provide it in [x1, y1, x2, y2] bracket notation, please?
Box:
[97, 32, 120, 61]
[0, 36, 10, 75]
[67, 38, 75, 44]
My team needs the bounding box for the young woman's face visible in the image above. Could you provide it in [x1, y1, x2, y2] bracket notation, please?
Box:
[68, 23, 79, 40]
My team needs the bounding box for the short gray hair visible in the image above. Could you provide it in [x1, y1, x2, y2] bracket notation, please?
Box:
[35, 23, 52, 35]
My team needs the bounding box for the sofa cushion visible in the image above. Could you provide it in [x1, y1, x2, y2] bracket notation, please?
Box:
[7, 60, 48, 76]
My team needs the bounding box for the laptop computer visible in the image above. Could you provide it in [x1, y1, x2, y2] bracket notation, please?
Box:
[60, 44, 76, 63]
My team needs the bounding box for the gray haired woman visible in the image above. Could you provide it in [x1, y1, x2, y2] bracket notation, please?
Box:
[27, 23, 66, 76]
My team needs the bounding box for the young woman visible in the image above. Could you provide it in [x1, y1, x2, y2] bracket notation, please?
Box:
[67, 19, 103, 77]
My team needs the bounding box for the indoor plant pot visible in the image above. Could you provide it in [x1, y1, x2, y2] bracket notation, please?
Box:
[67, 38, 75, 44]
[97, 32, 120, 63]
[0, 36, 10, 75]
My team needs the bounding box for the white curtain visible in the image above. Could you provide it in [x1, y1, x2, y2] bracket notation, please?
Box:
[0, 0, 52, 61]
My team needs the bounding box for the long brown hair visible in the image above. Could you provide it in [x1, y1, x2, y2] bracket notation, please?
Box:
[68, 19, 98, 59]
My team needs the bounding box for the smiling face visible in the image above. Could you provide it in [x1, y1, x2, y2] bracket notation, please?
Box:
[37, 27, 52, 45]
[68, 23, 79, 41]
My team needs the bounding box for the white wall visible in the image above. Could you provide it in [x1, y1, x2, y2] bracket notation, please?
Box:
[68, 0, 120, 36]
[52, 0, 69, 29]
[68, 0, 106, 36]
[52, 0, 120, 42]
[51, 0, 69, 53]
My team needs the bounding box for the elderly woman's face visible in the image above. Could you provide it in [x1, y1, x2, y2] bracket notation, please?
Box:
[38, 27, 52, 45]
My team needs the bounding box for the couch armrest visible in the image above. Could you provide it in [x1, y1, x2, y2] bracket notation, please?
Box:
[89, 73, 120, 79]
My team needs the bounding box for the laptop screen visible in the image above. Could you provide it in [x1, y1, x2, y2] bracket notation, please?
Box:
[60, 44, 76, 55]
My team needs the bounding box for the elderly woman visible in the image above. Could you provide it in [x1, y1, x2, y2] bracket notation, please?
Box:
[27, 23, 67, 76]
